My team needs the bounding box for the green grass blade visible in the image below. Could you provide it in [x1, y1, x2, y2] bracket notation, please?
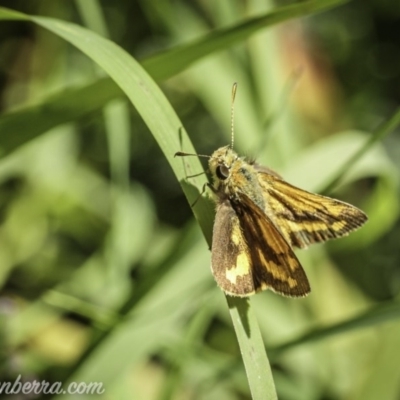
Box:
[31, 12, 214, 238]
[0, 3, 357, 398]
[269, 301, 400, 358]
[228, 296, 277, 400]
[321, 107, 400, 193]
[0, 0, 346, 157]
[194, 300, 400, 394]
[0, 77, 121, 156]
[0, 7, 279, 397]
[142, 0, 348, 80]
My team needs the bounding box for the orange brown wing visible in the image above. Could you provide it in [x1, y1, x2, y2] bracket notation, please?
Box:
[255, 167, 368, 249]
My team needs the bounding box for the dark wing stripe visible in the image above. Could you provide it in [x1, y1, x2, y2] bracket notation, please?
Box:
[232, 193, 310, 297]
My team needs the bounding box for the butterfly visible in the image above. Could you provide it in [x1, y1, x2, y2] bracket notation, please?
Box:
[204, 145, 367, 296]
[176, 84, 367, 297]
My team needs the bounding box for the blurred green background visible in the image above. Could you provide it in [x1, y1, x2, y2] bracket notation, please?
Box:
[0, 0, 399, 399]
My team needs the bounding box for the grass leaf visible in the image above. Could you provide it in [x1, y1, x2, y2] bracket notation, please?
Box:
[321, 107, 400, 193]
[0, 6, 279, 396]
[269, 301, 400, 358]
[0, 0, 347, 157]
[228, 297, 278, 399]
[142, 0, 349, 80]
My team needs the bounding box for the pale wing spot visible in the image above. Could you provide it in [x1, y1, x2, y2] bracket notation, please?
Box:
[287, 221, 330, 233]
[326, 205, 344, 217]
[332, 221, 345, 231]
[226, 253, 250, 284]
[231, 223, 242, 246]
[287, 277, 298, 288]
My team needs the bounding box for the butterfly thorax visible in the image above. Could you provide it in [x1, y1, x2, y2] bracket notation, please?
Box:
[209, 146, 265, 211]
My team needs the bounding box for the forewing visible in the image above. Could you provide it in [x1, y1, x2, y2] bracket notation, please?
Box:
[211, 197, 310, 297]
[256, 167, 368, 249]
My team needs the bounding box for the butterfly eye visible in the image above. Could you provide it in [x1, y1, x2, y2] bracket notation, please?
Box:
[216, 165, 230, 180]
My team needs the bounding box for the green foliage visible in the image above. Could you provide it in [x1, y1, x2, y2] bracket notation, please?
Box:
[0, 1, 399, 399]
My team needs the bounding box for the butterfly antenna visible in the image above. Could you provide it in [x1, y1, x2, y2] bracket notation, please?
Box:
[230, 82, 237, 149]
[174, 151, 210, 159]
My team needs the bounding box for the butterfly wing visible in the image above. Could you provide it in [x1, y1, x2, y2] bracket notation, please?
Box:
[211, 195, 310, 297]
[255, 166, 368, 249]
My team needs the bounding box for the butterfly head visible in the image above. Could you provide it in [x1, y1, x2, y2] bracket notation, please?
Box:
[209, 145, 239, 184]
